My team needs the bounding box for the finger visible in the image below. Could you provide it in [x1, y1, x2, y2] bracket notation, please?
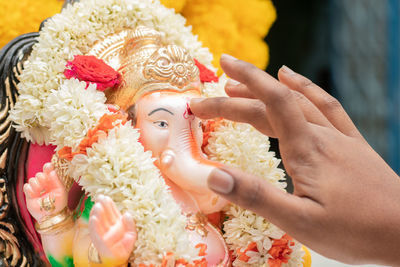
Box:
[290, 90, 333, 128]
[103, 221, 125, 246]
[225, 80, 256, 99]
[278, 66, 362, 138]
[36, 173, 47, 186]
[225, 77, 332, 128]
[28, 177, 41, 193]
[91, 202, 111, 229]
[89, 216, 106, 236]
[23, 184, 36, 199]
[43, 163, 54, 174]
[122, 212, 136, 235]
[207, 167, 316, 233]
[191, 95, 331, 137]
[220, 54, 308, 141]
[190, 97, 276, 137]
[47, 171, 63, 189]
[101, 196, 121, 225]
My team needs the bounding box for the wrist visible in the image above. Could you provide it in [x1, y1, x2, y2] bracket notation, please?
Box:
[88, 243, 129, 267]
[35, 207, 74, 235]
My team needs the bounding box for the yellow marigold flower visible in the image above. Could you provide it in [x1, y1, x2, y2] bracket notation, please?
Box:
[233, 33, 269, 70]
[184, 3, 240, 52]
[160, 0, 187, 13]
[182, 0, 275, 72]
[233, 0, 276, 38]
[183, 1, 239, 71]
[0, 0, 63, 48]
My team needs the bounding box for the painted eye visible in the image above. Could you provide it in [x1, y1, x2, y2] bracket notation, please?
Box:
[154, 121, 168, 128]
[198, 121, 202, 128]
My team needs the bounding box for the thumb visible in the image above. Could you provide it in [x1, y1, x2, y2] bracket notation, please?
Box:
[208, 167, 308, 231]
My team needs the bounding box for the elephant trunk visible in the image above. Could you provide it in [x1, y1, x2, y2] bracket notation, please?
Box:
[159, 118, 228, 213]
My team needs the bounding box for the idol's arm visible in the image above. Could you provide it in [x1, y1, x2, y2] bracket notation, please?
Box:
[23, 163, 76, 266]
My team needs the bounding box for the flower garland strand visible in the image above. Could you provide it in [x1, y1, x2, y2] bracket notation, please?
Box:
[69, 121, 199, 264]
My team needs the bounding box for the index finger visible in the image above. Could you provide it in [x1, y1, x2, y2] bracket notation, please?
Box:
[220, 54, 308, 141]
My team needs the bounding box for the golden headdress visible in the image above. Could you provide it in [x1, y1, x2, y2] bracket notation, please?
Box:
[88, 26, 200, 110]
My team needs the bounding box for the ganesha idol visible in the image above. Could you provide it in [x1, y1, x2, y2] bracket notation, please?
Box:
[6, 1, 311, 266]
[23, 26, 232, 266]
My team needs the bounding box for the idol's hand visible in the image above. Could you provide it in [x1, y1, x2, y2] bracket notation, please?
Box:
[89, 195, 137, 265]
[190, 54, 400, 266]
[23, 163, 68, 222]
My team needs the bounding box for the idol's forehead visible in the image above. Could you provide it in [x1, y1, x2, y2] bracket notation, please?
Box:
[139, 90, 200, 102]
[135, 90, 200, 115]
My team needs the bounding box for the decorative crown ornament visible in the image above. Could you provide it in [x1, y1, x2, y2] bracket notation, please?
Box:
[88, 26, 200, 110]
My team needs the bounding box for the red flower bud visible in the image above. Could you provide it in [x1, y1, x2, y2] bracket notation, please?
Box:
[64, 55, 121, 91]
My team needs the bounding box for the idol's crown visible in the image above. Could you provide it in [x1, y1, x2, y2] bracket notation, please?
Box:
[88, 26, 200, 110]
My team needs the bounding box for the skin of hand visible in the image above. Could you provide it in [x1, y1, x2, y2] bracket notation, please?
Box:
[23, 163, 68, 222]
[190, 54, 400, 266]
[89, 195, 137, 266]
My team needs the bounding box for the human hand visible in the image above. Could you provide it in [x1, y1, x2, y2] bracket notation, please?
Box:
[89, 195, 137, 265]
[190, 54, 400, 265]
[23, 163, 68, 222]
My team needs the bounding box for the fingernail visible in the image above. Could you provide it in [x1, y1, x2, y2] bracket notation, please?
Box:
[124, 212, 133, 219]
[208, 169, 234, 194]
[96, 194, 105, 202]
[280, 65, 295, 75]
[221, 54, 238, 62]
[43, 162, 53, 170]
[225, 79, 240, 88]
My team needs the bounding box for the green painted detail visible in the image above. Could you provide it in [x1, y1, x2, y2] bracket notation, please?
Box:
[65, 256, 74, 267]
[48, 255, 63, 267]
[81, 196, 94, 222]
[48, 255, 74, 267]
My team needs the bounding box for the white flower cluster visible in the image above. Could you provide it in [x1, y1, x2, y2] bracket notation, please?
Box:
[45, 79, 109, 149]
[70, 123, 197, 264]
[202, 74, 229, 97]
[203, 79, 304, 266]
[10, 0, 213, 145]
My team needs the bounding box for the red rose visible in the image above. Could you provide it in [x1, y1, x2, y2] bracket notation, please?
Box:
[64, 55, 121, 91]
[194, 59, 219, 83]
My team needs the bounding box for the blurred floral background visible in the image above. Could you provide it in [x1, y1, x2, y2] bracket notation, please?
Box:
[266, 0, 399, 177]
[0, 0, 276, 74]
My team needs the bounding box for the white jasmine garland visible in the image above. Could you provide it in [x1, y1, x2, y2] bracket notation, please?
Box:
[70, 123, 197, 264]
[45, 79, 109, 149]
[206, 121, 304, 266]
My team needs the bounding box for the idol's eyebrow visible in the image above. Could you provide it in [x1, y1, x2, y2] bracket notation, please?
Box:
[148, 108, 174, 116]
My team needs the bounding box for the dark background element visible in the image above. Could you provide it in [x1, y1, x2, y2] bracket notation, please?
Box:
[265, 0, 399, 193]
[266, 0, 333, 193]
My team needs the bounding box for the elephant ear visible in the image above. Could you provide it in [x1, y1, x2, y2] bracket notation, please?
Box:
[0, 32, 48, 266]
